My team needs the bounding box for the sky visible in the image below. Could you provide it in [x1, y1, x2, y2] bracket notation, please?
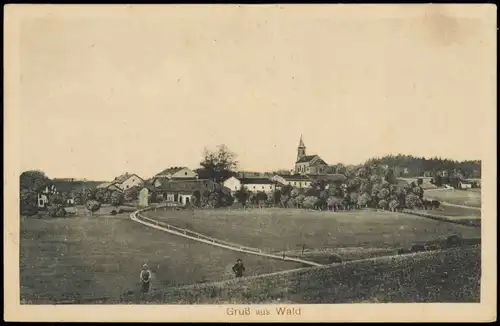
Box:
[16, 5, 495, 180]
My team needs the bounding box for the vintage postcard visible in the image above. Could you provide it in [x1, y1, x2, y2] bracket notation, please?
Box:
[4, 3, 497, 322]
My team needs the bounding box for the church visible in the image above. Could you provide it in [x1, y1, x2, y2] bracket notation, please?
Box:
[294, 135, 329, 175]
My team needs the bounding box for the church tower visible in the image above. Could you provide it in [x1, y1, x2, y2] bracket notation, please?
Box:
[297, 135, 306, 162]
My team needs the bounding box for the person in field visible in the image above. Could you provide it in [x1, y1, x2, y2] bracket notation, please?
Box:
[139, 264, 152, 296]
[232, 259, 246, 278]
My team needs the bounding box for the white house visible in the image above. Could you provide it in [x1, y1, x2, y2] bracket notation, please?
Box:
[458, 181, 473, 189]
[36, 185, 57, 207]
[110, 173, 144, 191]
[271, 174, 313, 189]
[241, 178, 276, 193]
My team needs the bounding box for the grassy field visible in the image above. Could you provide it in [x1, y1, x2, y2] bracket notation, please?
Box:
[20, 214, 300, 304]
[143, 208, 481, 255]
[424, 189, 482, 208]
[422, 205, 481, 218]
[150, 246, 481, 304]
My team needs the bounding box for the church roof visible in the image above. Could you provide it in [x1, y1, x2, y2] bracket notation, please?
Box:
[296, 155, 327, 165]
[296, 155, 317, 163]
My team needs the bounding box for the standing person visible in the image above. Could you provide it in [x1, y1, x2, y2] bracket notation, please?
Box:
[139, 264, 152, 300]
[232, 259, 246, 278]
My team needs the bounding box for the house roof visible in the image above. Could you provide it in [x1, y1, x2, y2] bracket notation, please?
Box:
[114, 173, 143, 183]
[296, 155, 328, 165]
[278, 174, 311, 181]
[156, 167, 190, 176]
[296, 155, 317, 163]
[239, 177, 275, 185]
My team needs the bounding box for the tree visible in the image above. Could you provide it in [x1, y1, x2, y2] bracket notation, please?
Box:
[110, 191, 124, 207]
[255, 191, 268, 208]
[412, 186, 424, 199]
[350, 192, 360, 207]
[302, 196, 318, 209]
[378, 199, 388, 210]
[49, 193, 64, 206]
[95, 188, 109, 204]
[199, 144, 238, 184]
[20, 170, 49, 192]
[405, 193, 423, 209]
[272, 190, 282, 206]
[377, 188, 390, 200]
[85, 200, 101, 216]
[280, 194, 290, 207]
[389, 199, 400, 212]
[124, 186, 140, 202]
[290, 187, 301, 198]
[357, 193, 371, 208]
[20, 190, 38, 216]
[83, 188, 95, 202]
[327, 196, 343, 211]
[295, 194, 306, 208]
[384, 169, 397, 184]
[433, 174, 443, 187]
[234, 186, 251, 208]
[280, 185, 293, 197]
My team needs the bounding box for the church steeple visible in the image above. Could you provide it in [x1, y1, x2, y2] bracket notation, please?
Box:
[297, 135, 306, 161]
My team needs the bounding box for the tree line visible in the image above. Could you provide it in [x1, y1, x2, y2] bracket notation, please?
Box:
[365, 154, 481, 178]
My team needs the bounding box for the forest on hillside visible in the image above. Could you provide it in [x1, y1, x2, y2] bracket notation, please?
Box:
[365, 154, 481, 178]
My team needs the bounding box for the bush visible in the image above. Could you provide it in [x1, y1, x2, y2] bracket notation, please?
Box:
[47, 205, 67, 217]
[110, 210, 117, 216]
[378, 199, 388, 210]
[328, 253, 343, 264]
[85, 200, 101, 215]
[300, 196, 315, 209]
[118, 208, 124, 214]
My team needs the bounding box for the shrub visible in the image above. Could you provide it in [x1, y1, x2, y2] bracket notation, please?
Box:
[110, 210, 117, 216]
[110, 191, 124, 207]
[302, 196, 318, 209]
[328, 253, 343, 264]
[378, 199, 388, 210]
[389, 199, 400, 212]
[85, 200, 101, 215]
[118, 208, 124, 214]
[47, 204, 67, 217]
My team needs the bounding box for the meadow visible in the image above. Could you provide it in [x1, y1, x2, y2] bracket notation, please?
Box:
[20, 214, 299, 304]
[143, 208, 481, 254]
[151, 246, 481, 304]
[424, 189, 482, 208]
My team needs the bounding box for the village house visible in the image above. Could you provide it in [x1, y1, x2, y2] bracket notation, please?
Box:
[271, 174, 313, 189]
[154, 167, 198, 180]
[96, 182, 122, 192]
[113, 173, 144, 190]
[458, 180, 473, 189]
[144, 179, 220, 206]
[36, 184, 57, 207]
[97, 173, 144, 192]
[294, 136, 328, 175]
